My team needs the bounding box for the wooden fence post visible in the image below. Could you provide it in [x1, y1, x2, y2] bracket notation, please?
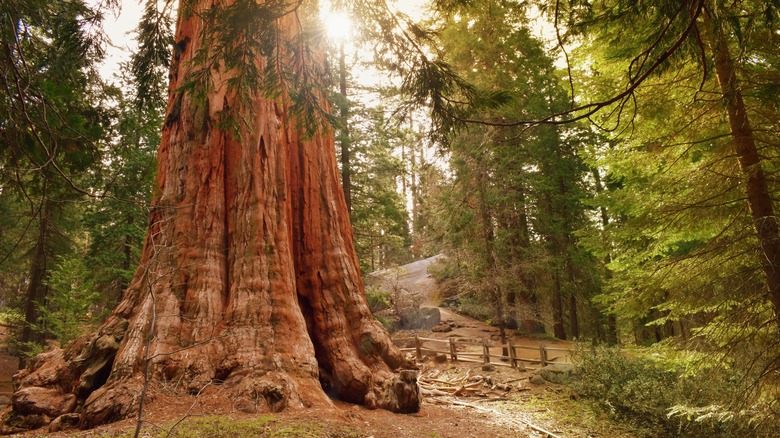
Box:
[508, 342, 517, 368]
[539, 345, 547, 366]
[415, 335, 422, 361]
[483, 339, 490, 364]
[449, 338, 457, 361]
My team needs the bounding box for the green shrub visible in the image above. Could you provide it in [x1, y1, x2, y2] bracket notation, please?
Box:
[454, 294, 492, 322]
[571, 346, 764, 437]
[365, 287, 391, 313]
[427, 256, 457, 282]
[374, 315, 396, 332]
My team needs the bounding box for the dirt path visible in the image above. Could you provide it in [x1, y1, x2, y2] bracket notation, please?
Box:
[368, 256, 573, 363]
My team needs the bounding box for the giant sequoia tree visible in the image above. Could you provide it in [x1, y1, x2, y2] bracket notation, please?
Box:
[7, 0, 419, 430]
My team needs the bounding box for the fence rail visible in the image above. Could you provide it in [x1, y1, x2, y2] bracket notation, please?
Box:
[393, 335, 574, 370]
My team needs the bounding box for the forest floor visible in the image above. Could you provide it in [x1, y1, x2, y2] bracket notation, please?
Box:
[0, 257, 639, 437]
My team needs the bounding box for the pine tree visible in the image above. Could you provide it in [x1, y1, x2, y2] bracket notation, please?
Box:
[0, 0, 112, 358]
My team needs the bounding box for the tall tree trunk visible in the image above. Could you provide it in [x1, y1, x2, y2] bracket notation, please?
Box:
[705, 20, 780, 327]
[504, 185, 545, 333]
[410, 129, 419, 256]
[116, 213, 135, 302]
[9, 2, 418, 430]
[569, 277, 580, 339]
[592, 167, 618, 344]
[475, 163, 507, 354]
[552, 269, 566, 340]
[20, 198, 53, 366]
[542, 190, 567, 340]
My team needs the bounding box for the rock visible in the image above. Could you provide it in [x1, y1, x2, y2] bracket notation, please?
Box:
[530, 374, 546, 385]
[234, 397, 257, 414]
[12, 387, 77, 418]
[377, 371, 421, 414]
[400, 307, 441, 329]
[495, 383, 511, 391]
[18, 413, 51, 430]
[481, 364, 495, 372]
[434, 354, 448, 363]
[538, 364, 575, 385]
[431, 323, 452, 332]
[48, 413, 80, 432]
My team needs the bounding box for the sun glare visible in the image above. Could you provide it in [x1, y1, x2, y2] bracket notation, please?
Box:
[323, 11, 353, 41]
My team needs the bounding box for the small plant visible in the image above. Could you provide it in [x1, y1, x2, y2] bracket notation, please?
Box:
[365, 286, 391, 313]
[374, 314, 395, 332]
[454, 293, 492, 322]
[427, 256, 457, 282]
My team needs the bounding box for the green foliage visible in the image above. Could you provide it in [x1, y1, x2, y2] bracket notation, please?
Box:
[365, 286, 391, 313]
[131, 0, 174, 111]
[572, 346, 775, 437]
[347, 105, 413, 272]
[116, 415, 361, 438]
[452, 293, 493, 322]
[426, 0, 604, 341]
[0, 0, 115, 349]
[427, 256, 458, 282]
[37, 254, 103, 346]
[569, 0, 780, 403]
[85, 77, 159, 305]
[373, 314, 395, 332]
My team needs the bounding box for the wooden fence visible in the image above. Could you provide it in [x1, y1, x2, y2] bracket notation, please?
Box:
[393, 336, 573, 370]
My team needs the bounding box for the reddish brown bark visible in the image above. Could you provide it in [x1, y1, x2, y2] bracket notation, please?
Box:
[6, 1, 418, 431]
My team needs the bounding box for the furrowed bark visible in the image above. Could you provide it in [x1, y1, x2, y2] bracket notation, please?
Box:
[5, 1, 418, 431]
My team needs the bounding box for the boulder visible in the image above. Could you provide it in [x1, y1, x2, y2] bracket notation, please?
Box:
[12, 387, 77, 418]
[538, 364, 575, 385]
[48, 413, 80, 433]
[431, 323, 452, 333]
[529, 374, 546, 385]
[400, 307, 441, 329]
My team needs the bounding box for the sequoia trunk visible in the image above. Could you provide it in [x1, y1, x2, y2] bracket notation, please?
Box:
[7, 1, 418, 430]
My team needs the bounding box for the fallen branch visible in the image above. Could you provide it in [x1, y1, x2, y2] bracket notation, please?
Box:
[441, 397, 563, 438]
